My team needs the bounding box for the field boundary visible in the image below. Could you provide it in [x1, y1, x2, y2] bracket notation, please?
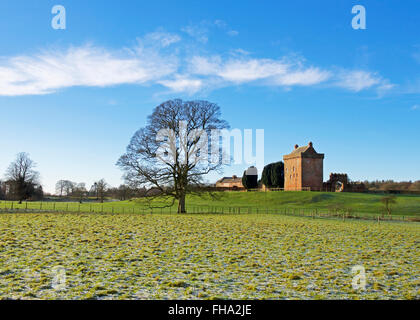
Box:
[0, 202, 418, 223]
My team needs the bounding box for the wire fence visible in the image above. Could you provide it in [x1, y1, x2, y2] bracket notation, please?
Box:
[0, 200, 417, 223]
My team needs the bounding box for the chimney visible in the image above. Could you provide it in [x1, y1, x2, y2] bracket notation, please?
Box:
[308, 141, 313, 148]
[294, 144, 299, 149]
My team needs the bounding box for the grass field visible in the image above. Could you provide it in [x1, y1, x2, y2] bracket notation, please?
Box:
[0, 213, 418, 299]
[1, 191, 420, 216]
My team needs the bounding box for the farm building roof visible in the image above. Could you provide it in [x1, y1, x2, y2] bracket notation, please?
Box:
[217, 176, 242, 183]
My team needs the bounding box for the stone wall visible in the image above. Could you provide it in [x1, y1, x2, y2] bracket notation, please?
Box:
[323, 173, 366, 192]
[284, 157, 302, 190]
[301, 157, 324, 191]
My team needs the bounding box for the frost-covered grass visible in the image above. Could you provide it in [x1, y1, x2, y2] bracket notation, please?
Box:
[0, 213, 418, 299]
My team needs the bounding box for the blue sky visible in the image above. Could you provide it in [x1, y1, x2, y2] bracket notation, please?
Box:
[0, 0, 419, 193]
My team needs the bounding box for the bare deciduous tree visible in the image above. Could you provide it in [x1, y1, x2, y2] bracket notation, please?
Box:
[117, 99, 229, 213]
[5, 152, 40, 203]
[73, 182, 87, 203]
[92, 179, 108, 203]
[55, 180, 75, 197]
[55, 180, 66, 197]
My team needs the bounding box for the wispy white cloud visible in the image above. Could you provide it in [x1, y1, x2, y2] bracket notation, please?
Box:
[271, 67, 331, 86]
[188, 55, 330, 87]
[181, 20, 238, 43]
[214, 20, 238, 36]
[230, 48, 251, 56]
[143, 30, 181, 47]
[189, 56, 286, 83]
[181, 25, 209, 43]
[214, 20, 227, 28]
[0, 42, 178, 96]
[0, 28, 395, 96]
[158, 75, 203, 94]
[334, 70, 392, 93]
[227, 30, 239, 37]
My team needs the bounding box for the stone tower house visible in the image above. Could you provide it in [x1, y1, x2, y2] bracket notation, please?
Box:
[283, 142, 324, 191]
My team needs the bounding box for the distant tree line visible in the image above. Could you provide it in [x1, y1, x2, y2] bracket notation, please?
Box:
[0, 153, 148, 203]
[54, 178, 147, 203]
[363, 180, 420, 192]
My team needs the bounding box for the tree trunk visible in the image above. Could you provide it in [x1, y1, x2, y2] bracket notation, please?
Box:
[178, 194, 186, 213]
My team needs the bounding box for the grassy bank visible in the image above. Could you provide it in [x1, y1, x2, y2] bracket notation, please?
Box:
[1, 191, 420, 216]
